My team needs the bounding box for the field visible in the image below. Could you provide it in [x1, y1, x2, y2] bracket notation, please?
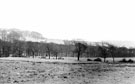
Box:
[0, 57, 135, 84]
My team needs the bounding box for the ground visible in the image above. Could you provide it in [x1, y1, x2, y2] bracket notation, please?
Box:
[0, 57, 135, 84]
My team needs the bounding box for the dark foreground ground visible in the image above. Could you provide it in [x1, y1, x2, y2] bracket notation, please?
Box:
[0, 59, 135, 84]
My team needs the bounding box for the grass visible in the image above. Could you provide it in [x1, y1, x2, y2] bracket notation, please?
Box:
[0, 57, 135, 84]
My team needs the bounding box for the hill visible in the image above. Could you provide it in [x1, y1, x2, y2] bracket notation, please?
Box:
[0, 28, 135, 48]
[0, 28, 46, 42]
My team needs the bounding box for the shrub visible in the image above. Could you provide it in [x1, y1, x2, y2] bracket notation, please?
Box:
[119, 58, 127, 63]
[87, 59, 92, 61]
[41, 56, 46, 59]
[119, 58, 134, 63]
[128, 59, 134, 63]
[58, 57, 64, 60]
[94, 58, 102, 62]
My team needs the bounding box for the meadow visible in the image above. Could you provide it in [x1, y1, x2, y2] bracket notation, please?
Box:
[0, 57, 135, 84]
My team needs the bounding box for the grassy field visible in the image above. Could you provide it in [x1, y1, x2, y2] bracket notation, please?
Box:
[0, 57, 135, 84]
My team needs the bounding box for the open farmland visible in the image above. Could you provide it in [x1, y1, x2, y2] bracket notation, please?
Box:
[0, 57, 135, 84]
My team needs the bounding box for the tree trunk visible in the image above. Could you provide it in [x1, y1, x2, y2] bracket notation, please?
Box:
[56, 54, 57, 59]
[48, 52, 51, 59]
[32, 51, 35, 58]
[104, 57, 106, 62]
[77, 52, 80, 61]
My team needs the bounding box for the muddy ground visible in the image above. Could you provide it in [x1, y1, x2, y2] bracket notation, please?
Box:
[0, 59, 135, 84]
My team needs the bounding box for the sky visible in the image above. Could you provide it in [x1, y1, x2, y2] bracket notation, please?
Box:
[0, 0, 135, 42]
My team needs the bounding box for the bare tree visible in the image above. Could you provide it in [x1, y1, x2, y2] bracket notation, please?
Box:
[107, 43, 118, 63]
[0, 30, 8, 41]
[46, 43, 53, 59]
[73, 41, 87, 61]
[7, 31, 22, 42]
[63, 40, 74, 57]
[98, 45, 108, 62]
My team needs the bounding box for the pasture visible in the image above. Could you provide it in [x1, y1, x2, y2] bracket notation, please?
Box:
[0, 57, 135, 84]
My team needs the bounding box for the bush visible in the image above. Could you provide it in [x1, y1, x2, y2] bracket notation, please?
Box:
[128, 59, 134, 63]
[87, 59, 92, 61]
[94, 58, 102, 62]
[58, 57, 64, 60]
[119, 58, 127, 63]
[41, 56, 46, 59]
[119, 59, 134, 63]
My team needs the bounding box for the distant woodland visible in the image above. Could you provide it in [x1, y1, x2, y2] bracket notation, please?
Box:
[0, 28, 135, 62]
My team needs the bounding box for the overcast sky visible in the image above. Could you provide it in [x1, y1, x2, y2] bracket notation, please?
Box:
[0, 0, 135, 42]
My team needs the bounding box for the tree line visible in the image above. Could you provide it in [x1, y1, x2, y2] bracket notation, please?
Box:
[0, 38, 135, 63]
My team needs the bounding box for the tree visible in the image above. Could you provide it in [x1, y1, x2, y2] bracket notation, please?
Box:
[0, 30, 8, 41]
[38, 42, 47, 57]
[1, 41, 11, 57]
[51, 43, 61, 59]
[26, 41, 37, 58]
[46, 43, 53, 59]
[98, 45, 108, 62]
[86, 45, 98, 58]
[11, 40, 25, 57]
[118, 47, 129, 57]
[63, 40, 73, 56]
[7, 31, 22, 42]
[107, 44, 117, 63]
[73, 41, 87, 61]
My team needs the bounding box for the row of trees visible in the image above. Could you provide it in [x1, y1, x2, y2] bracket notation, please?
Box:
[0, 39, 135, 62]
[0, 39, 74, 59]
[73, 41, 135, 62]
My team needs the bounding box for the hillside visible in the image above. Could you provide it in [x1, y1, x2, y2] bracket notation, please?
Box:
[0, 28, 135, 48]
[0, 28, 46, 42]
